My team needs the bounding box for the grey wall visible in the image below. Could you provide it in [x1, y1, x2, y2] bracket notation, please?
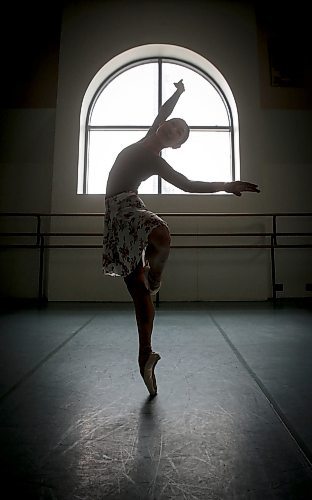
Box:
[0, 3, 61, 299]
[1, 0, 311, 301]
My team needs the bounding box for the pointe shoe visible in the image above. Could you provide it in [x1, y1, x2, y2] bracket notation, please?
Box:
[143, 266, 161, 295]
[143, 352, 161, 396]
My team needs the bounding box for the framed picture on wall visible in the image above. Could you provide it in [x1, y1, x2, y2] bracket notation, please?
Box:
[268, 36, 304, 88]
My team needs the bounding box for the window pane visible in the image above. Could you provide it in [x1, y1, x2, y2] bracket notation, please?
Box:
[88, 130, 157, 194]
[162, 130, 232, 194]
[88, 131, 142, 194]
[90, 63, 158, 126]
[162, 62, 229, 126]
[138, 175, 158, 195]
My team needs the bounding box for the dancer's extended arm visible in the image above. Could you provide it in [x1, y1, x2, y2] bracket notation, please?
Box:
[156, 159, 260, 196]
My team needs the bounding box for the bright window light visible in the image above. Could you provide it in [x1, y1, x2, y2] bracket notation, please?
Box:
[85, 59, 234, 194]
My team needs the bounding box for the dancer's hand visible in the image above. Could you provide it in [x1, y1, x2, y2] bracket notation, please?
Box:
[225, 181, 260, 196]
[174, 79, 185, 94]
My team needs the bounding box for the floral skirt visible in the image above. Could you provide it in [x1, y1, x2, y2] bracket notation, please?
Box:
[102, 191, 169, 277]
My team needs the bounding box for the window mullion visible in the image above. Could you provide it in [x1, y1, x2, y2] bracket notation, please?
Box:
[158, 58, 162, 195]
[88, 125, 231, 132]
[88, 125, 151, 131]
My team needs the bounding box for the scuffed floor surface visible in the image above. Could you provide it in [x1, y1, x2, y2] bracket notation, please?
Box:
[0, 300, 312, 499]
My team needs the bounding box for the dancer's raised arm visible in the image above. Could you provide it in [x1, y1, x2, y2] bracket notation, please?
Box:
[145, 80, 185, 137]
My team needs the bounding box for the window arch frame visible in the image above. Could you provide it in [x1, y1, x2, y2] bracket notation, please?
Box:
[77, 45, 240, 195]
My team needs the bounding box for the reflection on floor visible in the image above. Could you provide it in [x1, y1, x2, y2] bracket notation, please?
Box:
[0, 300, 312, 499]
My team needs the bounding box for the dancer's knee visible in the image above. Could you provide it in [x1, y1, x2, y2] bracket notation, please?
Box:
[124, 275, 155, 323]
[125, 276, 144, 296]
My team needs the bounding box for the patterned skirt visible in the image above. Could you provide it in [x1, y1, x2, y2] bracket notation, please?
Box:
[102, 191, 169, 277]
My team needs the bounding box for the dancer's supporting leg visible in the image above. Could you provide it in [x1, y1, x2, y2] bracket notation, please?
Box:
[124, 265, 155, 376]
[124, 225, 171, 375]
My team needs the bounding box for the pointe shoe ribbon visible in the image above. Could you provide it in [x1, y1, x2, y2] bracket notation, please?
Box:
[143, 266, 161, 295]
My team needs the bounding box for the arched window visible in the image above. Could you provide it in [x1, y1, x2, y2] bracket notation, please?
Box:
[78, 46, 240, 195]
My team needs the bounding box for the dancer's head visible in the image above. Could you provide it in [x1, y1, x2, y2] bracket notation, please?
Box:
[156, 118, 190, 149]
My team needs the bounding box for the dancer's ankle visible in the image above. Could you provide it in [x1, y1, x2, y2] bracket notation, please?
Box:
[139, 347, 152, 376]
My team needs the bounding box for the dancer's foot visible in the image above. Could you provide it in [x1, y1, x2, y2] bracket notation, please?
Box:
[141, 352, 161, 396]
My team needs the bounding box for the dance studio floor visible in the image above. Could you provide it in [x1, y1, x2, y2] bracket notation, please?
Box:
[0, 300, 312, 499]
